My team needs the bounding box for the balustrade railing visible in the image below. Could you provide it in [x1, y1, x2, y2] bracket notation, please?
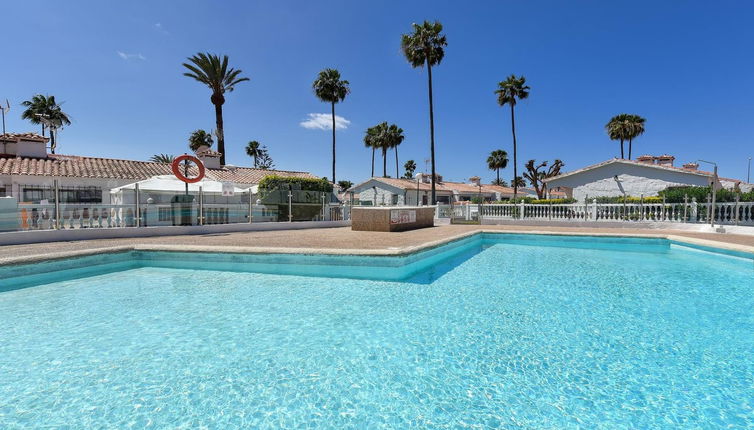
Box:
[475, 200, 754, 226]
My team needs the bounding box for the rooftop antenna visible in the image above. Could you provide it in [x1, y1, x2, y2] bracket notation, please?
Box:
[0, 99, 9, 135]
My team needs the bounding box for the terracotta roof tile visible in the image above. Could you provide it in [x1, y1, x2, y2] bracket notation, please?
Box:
[0, 154, 317, 184]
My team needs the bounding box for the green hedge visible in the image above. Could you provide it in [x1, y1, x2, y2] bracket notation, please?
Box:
[594, 196, 663, 203]
[529, 198, 577, 205]
[658, 186, 754, 203]
[257, 175, 333, 193]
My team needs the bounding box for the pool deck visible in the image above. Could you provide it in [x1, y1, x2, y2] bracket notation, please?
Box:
[0, 224, 752, 266]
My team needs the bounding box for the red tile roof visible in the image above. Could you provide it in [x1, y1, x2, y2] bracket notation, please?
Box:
[0, 154, 317, 184]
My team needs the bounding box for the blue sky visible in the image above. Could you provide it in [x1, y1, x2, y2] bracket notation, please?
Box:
[3, 1, 753, 184]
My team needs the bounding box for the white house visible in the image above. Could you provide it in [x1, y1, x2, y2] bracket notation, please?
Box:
[0, 132, 318, 204]
[348, 173, 538, 206]
[545, 155, 753, 201]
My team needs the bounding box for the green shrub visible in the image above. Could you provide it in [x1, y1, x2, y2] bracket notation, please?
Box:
[529, 198, 577, 205]
[593, 196, 662, 203]
[658, 186, 754, 203]
[258, 175, 333, 193]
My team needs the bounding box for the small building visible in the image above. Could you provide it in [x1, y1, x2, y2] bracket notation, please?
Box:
[545, 155, 753, 201]
[347, 173, 537, 206]
[0, 132, 318, 204]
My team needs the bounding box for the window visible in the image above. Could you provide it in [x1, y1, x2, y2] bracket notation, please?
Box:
[0, 187, 5, 197]
[391, 194, 399, 205]
[158, 207, 172, 222]
[20, 185, 102, 203]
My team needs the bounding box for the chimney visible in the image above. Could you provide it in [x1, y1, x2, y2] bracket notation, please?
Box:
[0, 133, 49, 158]
[194, 147, 222, 169]
[656, 154, 675, 167]
[636, 155, 654, 164]
[682, 162, 699, 171]
[469, 176, 481, 187]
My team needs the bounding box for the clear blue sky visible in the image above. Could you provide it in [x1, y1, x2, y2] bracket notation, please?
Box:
[3, 1, 753, 184]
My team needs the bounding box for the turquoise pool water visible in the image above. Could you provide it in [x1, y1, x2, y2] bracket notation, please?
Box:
[0, 234, 752, 428]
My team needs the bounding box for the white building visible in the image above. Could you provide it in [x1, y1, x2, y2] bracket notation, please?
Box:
[545, 155, 753, 201]
[0, 132, 318, 204]
[348, 174, 540, 206]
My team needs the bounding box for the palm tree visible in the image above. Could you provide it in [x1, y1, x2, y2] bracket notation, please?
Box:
[495, 75, 530, 201]
[626, 114, 646, 159]
[606, 114, 630, 159]
[312, 68, 350, 184]
[256, 146, 274, 169]
[364, 122, 404, 177]
[403, 160, 417, 179]
[149, 154, 175, 163]
[337, 180, 353, 190]
[401, 20, 447, 204]
[188, 129, 214, 152]
[21, 94, 71, 153]
[182, 53, 249, 166]
[486, 149, 509, 185]
[512, 176, 526, 189]
[389, 123, 405, 178]
[245, 140, 262, 167]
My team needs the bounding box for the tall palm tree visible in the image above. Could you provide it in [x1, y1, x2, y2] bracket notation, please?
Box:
[389, 124, 405, 178]
[363, 122, 404, 177]
[312, 68, 350, 184]
[21, 94, 71, 153]
[401, 20, 447, 204]
[188, 129, 214, 152]
[606, 114, 631, 159]
[245, 140, 262, 167]
[512, 176, 526, 189]
[364, 132, 377, 177]
[495, 75, 530, 200]
[149, 154, 175, 163]
[625, 114, 646, 159]
[182, 53, 249, 166]
[486, 149, 509, 185]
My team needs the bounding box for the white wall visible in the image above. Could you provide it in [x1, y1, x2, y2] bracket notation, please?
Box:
[548, 163, 711, 201]
[0, 175, 136, 204]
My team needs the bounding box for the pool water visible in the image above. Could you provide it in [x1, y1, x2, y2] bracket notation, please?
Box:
[0, 235, 752, 428]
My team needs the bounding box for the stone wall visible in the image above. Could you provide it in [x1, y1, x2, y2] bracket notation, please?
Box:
[351, 207, 434, 232]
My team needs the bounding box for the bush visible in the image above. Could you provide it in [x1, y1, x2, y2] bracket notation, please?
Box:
[258, 175, 333, 193]
[529, 198, 577, 205]
[658, 186, 754, 203]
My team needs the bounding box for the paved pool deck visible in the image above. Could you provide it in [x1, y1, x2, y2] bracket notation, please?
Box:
[1, 224, 752, 266]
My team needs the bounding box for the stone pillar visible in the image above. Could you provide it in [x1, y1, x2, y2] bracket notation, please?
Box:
[591, 198, 598, 221]
[690, 197, 698, 223]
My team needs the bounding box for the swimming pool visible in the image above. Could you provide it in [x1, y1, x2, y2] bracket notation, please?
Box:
[1, 234, 752, 428]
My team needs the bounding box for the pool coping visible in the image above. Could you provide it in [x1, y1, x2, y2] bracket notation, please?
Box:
[1, 228, 752, 267]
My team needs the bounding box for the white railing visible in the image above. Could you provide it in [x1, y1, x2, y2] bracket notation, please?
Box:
[478, 199, 754, 226]
[2, 201, 350, 233]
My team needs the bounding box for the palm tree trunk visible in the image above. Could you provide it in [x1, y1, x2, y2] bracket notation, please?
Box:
[620, 138, 624, 159]
[254, 155, 258, 168]
[511, 105, 518, 200]
[49, 130, 55, 154]
[496, 168, 500, 184]
[214, 101, 225, 166]
[427, 62, 437, 205]
[371, 148, 375, 177]
[628, 138, 632, 160]
[395, 145, 399, 178]
[382, 147, 387, 177]
[331, 102, 336, 184]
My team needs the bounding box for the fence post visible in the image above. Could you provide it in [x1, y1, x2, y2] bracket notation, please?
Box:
[591, 198, 598, 221]
[691, 197, 698, 222]
[519, 200, 525, 220]
[198, 186, 204, 226]
[54, 179, 61, 230]
[135, 183, 141, 228]
[735, 194, 740, 225]
[321, 192, 326, 221]
[661, 196, 666, 221]
[639, 194, 644, 221]
[706, 194, 711, 225]
[683, 194, 688, 223]
[548, 200, 552, 220]
[248, 191, 253, 223]
[288, 191, 293, 222]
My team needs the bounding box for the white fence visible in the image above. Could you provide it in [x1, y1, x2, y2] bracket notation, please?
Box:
[438, 199, 754, 226]
[2, 201, 350, 233]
